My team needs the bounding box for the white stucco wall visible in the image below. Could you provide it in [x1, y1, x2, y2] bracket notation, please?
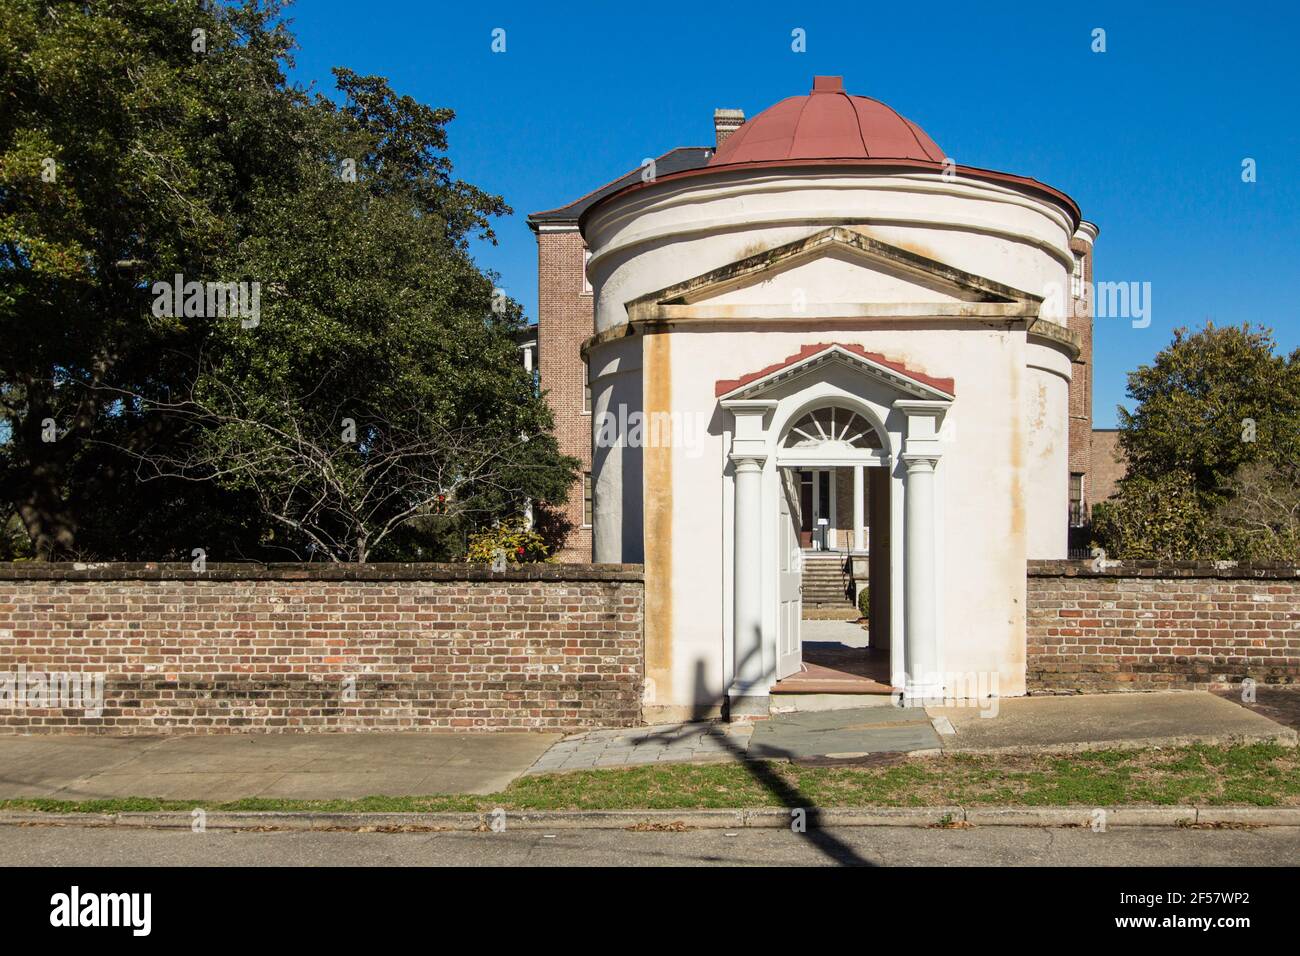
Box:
[1024, 344, 1073, 560]
[652, 326, 1032, 709]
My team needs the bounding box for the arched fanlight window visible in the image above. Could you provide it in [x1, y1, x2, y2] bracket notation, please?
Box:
[783, 406, 881, 450]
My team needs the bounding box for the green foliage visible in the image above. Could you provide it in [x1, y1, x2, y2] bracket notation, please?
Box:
[1090, 471, 1208, 559]
[0, 510, 32, 560]
[465, 519, 548, 564]
[1, 0, 303, 558]
[1095, 322, 1300, 560]
[1117, 322, 1300, 495]
[857, 584, 869, 619]
[0, 1, 575, 560]
[1205, 460, 1300, 561]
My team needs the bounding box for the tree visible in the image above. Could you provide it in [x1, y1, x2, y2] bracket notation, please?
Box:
[1, 1, 574, 560]
[1116, 322, 1300, 494]
[1205, 460, 1300, 561]
[130, 64, 576, 562]
[1095, 322, 1300, 559]
[1, 0, 305, 557]
[113, 378, 560, 563]
[1090, 471, 1207, 560]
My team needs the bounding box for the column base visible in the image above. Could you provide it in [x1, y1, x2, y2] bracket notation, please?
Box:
[725, 690, 770, 720]
[901, 674, 945, 705]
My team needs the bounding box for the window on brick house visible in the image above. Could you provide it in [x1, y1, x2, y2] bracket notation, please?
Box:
[1071, 253, 1085, 298]
[582, 249, 593, 295]
[1069, 473, 1086, 527]
[583, 472, 593, 527]
[583, 378, 591, 414]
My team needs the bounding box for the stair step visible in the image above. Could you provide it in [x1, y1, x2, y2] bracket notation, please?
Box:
[768, 691, 899, 714]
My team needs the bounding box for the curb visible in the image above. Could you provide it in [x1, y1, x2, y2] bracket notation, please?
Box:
[2, 805, 1298, 831]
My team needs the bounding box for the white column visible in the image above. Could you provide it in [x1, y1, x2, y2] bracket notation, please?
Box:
[903, 453, 941, 700]
[731, 454, 766, 697]
[894, 399, 950, 701]
[721, 399, 776, 704]
[853, 464, 865, 552]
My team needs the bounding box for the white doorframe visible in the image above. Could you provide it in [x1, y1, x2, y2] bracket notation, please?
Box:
[723, 379, 951, 704]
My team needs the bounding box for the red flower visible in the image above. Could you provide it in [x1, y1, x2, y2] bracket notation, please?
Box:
[516, 546, 525, 555]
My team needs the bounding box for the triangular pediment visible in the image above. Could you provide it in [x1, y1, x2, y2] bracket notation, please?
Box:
[716, 343, 955, 401]
[626, 226, 1042, 322]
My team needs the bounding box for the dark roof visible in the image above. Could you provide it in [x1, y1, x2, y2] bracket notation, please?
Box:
[527, 147, 713, 227]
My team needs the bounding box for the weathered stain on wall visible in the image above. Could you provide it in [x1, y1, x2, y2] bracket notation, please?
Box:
[1005, 335, 1028, 680]
[642, 328, 674, 702]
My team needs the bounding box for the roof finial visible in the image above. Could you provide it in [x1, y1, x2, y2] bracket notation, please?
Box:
[812, 76, 844, 93]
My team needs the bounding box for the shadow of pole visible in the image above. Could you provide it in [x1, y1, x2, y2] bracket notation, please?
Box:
[691, 644, 877, 867]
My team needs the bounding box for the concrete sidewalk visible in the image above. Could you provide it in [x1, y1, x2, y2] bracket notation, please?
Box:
[0, 732, 558, 801]
[929, 690, 1298, 754]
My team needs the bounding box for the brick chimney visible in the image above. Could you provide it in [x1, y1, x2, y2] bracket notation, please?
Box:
[713, 108, 745, 148]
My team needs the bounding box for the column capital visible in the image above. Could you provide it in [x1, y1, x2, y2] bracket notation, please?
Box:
[895, 399, 952, 461]
[730, 453, 767, 472]
[725, 399, 774, 465]
[900, 452, 940, 473]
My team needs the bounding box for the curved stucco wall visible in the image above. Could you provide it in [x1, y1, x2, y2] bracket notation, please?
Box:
[1024, 342, 1072, 559]
[589, 334, 644, 564]
[584, 168, 1077, 335]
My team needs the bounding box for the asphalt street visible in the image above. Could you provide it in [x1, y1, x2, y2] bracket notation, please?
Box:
[1, 824, 1295, 867]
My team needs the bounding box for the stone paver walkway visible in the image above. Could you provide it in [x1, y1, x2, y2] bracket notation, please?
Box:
[525, 722, 754, 774]
[750, 706, 938, 759]
[525, 706, 937, 774]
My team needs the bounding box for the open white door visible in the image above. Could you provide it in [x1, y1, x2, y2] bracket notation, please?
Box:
[777, 472, 803, 680]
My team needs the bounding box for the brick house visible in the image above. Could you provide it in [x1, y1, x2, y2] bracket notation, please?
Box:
[1090, 427, 1128, 504]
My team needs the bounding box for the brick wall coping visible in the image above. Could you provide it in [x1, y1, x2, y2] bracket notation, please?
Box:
[0, 562, 644, 583]
[1028, 559, 1300, 580]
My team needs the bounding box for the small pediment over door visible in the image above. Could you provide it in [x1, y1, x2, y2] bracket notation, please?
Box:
[716, 343, 955, 401]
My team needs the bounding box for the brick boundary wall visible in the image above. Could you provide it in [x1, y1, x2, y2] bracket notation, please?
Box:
[1027, 560, 1300, 693]
[0, 563, 644, 734]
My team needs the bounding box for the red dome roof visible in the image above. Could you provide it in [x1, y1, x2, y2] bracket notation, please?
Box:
[708, 76, 944, 167]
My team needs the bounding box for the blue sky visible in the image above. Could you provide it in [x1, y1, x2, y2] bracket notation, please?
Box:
[284, 0, 1299, 427]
